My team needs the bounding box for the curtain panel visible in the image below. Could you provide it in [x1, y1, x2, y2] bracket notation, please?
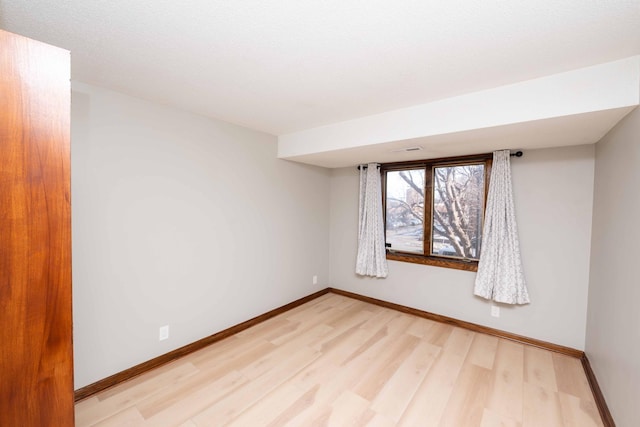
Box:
[474, 150, 530, 304]
[356, 163, 388, 278]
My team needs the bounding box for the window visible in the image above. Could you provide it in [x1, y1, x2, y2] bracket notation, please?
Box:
[382, 153, 492, 271]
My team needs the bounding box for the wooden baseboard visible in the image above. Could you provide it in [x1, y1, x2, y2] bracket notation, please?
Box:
[581, 354, 616, 427]
[328, 287, 584, 358]
[74, 286, 616, 427]
[74, 288, 330, 402]
[329, 287, 615, 426]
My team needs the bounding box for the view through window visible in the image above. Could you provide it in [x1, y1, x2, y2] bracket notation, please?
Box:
[431, 164, 484, 260]
[382, 155, 490, 271]
[385, 169, 425, 254]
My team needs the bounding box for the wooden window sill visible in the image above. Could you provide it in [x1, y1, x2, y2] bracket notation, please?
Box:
[386, 252, 479, 272]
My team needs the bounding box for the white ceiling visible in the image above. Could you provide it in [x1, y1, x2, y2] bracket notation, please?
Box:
[1, 0, 639, 137]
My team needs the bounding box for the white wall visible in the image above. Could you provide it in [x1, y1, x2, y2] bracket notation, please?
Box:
[586, 107, 640, 426]
[330, 145, 595, 349]
[71, 83, 331, 389]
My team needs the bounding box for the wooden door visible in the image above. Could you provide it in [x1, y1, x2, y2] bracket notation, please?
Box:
[0, 29, 73, 425]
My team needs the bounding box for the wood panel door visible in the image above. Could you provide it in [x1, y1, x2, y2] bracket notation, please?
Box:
[0, 29, 73, 425]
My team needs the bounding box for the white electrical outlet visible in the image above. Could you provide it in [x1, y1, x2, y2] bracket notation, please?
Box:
[491, 306, 500, 318]
[312, 275, 318, 285]
[159, 325, 169, 341]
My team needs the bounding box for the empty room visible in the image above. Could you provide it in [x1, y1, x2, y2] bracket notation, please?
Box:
[1, 1, 639, 426]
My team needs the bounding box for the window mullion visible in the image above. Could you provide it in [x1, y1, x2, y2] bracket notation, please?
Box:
[423, 165, 432, 257]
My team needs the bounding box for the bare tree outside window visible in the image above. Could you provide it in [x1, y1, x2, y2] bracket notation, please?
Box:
[383, 158, 488, 269]
[432, 164, 484, 259]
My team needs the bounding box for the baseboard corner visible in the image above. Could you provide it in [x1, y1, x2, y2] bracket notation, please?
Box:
[580, 353, 616, 427]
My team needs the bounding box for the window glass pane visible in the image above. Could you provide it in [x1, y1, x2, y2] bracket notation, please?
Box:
[385, 169, 425, 254]
[432, 164, 484, 260]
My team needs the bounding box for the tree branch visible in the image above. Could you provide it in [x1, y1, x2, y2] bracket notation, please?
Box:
[399, 171, 424, 197]
[387, 197, 423, 224]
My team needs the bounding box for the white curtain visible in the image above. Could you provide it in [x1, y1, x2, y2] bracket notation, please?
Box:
[474, 150, 530, 304]
[356, 163, 388, 278]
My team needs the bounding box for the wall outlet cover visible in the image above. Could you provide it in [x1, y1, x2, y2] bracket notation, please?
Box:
[491, 306, 500, 318]
[159, 325, 169, 341]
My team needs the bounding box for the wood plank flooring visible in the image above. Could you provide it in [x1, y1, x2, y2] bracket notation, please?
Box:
[75, 293, 603, 426]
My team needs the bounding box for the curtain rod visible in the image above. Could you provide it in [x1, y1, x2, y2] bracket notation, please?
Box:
[357, 150, 523, 170]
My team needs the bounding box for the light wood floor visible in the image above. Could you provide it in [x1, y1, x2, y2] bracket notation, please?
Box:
[76, 293, 603, 426]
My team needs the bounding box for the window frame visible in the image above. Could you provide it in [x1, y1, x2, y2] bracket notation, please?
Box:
[381, 153, 492, 272]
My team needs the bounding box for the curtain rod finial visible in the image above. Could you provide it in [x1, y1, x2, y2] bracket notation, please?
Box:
[357, 164, 381, 170]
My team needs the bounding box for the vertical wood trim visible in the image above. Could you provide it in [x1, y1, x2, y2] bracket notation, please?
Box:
[424, 164, 433, 256]
[581, 354, 616, 427]
[0, 29, 73, 426]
